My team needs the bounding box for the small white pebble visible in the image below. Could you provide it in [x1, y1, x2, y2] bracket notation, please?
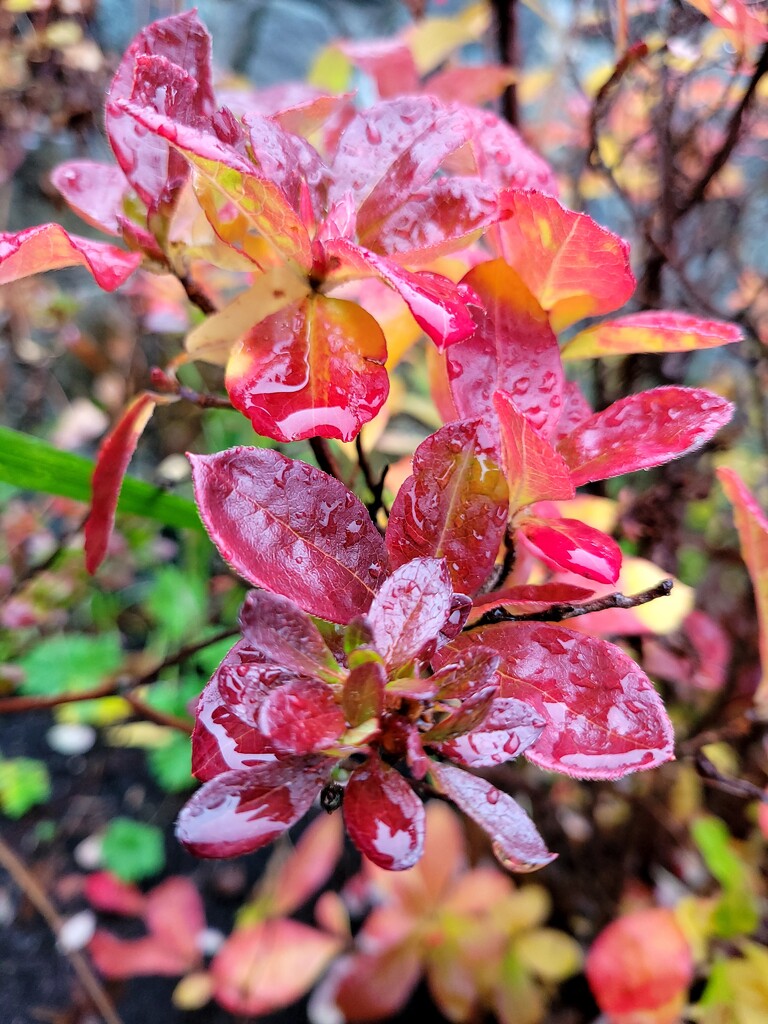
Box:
[57, 910, 96, 952]
[74, 834, 103, 871]
[47, 723, 96, 756]
[196, 927, 225, 957]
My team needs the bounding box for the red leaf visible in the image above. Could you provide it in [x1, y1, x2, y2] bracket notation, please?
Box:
[438, 623, 675, 779]
[430, 647, 501, 699]
[553, 380, 593, 442]
[456, 108, 558, 195]
[237, 83, 354, 137]
[268, 813, 345, 917]
[518, 516, 622, 584]
[472, 583, 595, 613]
[435, 697, 545, 767]
[368, 558, 454, 670]
[239, 590, 341, 683]
[212, 919, 342, 1016]
[189, 447, 388, 624]
[586, 908, 693, 1021]
[192, 684, 280, 782]
[342, 661, 386, 727]
[557, 387, 734, 486]
[427, 65, 518, 106]
[84, 872, 145, 917]
[325, 238, 476, 350]
[718, 468, 768, 707]
[118, 99, 312, 270]
[50, 161, 129, 236]
[89, 932, 194, 979]
[0, 224, 141, 290]
[105, 12, 215, 211]
[429, 760, 556, 872]
[343, 757, 425, 870]
[259, 679, 346, 755]
[386, 419, 509, 594]
[176, 759, 330, 858]
[311, 946, 423, 1023]
[225, 294, 388, 442]
[491, 190, 635, 332]
[494, 390, 574, 512]
[335, 38, 420, 98]
[422, 684, 498, 743]
[144, 877, 205, 967]
[447, 260, 563, 435]
[84, 394, 157, 574]
[562, 310, 743, 359]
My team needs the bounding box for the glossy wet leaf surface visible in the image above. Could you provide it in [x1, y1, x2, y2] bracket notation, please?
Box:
[562, 310, 743, 359]
[0, 224, 141, 291]
[343, 756, 425, 870]
[518, 515, 622, 584]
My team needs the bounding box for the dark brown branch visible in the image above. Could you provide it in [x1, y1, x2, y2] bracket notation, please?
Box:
[356, 434, 390, 523]
[492, 0, 520, 127]
[178, 273, 218, 316]
[310, 437, 343, 482]
[693, 750, 767, 803]
[470, 578, 674, 629]
[586, 42, 649, 174]
[677, 42, 768, 217]
[0, 836, 124, 1024]
[149, 368, 233, 410]
[479, 524, 516, 595]
[0, 627, 238, 718]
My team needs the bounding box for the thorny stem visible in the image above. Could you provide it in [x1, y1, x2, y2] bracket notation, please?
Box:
[0, 626, 238, 721]
[0, 836, 125, 1024]
[470, 578, 674, 629]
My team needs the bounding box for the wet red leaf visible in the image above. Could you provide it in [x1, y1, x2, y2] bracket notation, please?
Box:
[84, 872, 145, 917]
[0, 224, 141, 290]
[84, 393, 157, 574]
[491, 190, 634, 332]
[562, 310, 743, 359]
[386, 419, 509, 595]
[438, 623, 675, 779]
[176, 759, 330, 858]
[368, 557, 454, 670]
[342, 661, 386, 728]
[429, 760, 556, 872]
[447, 260, 563, 435]
[557, 387, 734, 486]
[225, 294, 388, 442]
[259, 679, 346, 755]
[269, 813, 345, 917]
[456, 108, 558, 195]
[494, 390, 574, 511]
[343, 757, 425, 870]
[471, 583, 595, 613]
[518, 516, 622, 584]
[553, 380, 593, 441]
[50, 161, 129, 236]
[422, 684, 498, 743]
[435, 698, 545, 767]
[430, 647, 501, 699]
[189, 447, 388, 624]
[238, 590, 341, 683]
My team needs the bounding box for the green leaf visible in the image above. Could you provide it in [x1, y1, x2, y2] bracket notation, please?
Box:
[0, 758, 51, 818]
[148, 733, 194, 793]
[692, 816, 760, 938]
[17, 633, 123, 697]
[146, 566, 207, 647]
[101, 818, 165, 882]
[0, 426, 202, 532]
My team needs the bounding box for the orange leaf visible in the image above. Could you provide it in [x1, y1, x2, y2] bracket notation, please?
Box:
[562, 311, 742, 360]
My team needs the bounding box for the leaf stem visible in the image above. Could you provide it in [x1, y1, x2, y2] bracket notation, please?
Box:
[469, 578, 674, 629]
[355, 434, 390, 524]
[178, 272, 218, 316]
[309, 437, 343, 482]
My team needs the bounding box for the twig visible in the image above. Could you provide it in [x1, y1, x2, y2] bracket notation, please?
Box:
[586, 42, 649, 174]
[693, 750, 767, 803]
[309, 437, 343, 482]
[479, 524, 516, 594]
[677, 42, 768, 218]
[469, 578, 674, 629]
[492, 0, 520, 127]
[178, 273, 218, 316]
[0, 627, 238, 717]
[149, 368, 233, 410]
[8, 511, 89, 598]
[0, 836, 124, 1024]
[123, 692, 193, 734]
[355, 434, 390, 524]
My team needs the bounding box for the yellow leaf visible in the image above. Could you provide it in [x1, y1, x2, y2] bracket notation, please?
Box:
[622, 557, 694, 635]
[514, 927, 583, 982]
[172, 971, 213, 1011]
[105, 722, 172, 748]
[404, 1, 492, 76]
[307, 45, 352, 92]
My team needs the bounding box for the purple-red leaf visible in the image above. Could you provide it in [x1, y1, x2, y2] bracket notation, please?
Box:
[494, 390, 574, 512]
[0, 224, 141, 290]
[429, 760, 556, 872]
[50, 161, 129, 236]
[386, 419, 509, 595]
[259, 679, 346, 755]
[176, 759, 330, 858]
[368, 558, 454, 670]
[422, 683, 498, 743]
[518, 516, 622, 584]
[491, 190, 634, 332]
[435, 697, 545, 767]
[189, 447, 388, 624]
[447, 260, 563, 434]
[553, 380, 593, 442]
[342, 662, 385, 728]
[456, 108, 558, 195]
[438, 623, 675, 780]
[343, 757, 425, 870]
[430, 647, 501, 699]
[562, 310, 743, 360]
[557, 387, 734, 486]
[472, 583, 595, 613]
[105, 11, 214, 211]
[239, 590, 341, 683]
[225, 294, 388, 443]
[84, 394, 157, 574]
